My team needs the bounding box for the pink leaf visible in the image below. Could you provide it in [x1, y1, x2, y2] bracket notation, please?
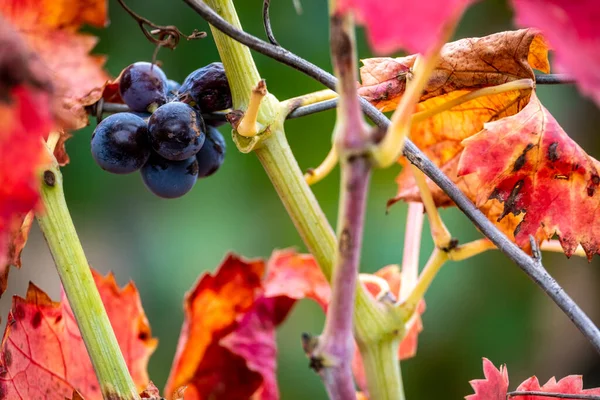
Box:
[336, 0, 475, 54]
[466, 358, 509, 400]
[512, 0, 600, 105]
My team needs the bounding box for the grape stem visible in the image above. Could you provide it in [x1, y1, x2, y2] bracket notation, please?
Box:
[36, 144, 139, 400]
[183, 0, 600, 354]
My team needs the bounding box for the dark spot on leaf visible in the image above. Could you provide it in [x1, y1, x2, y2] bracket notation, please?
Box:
[55, 315, 62, 324]
[14, 305, 25, 321]
[573, 163, 580, 171]
[547, 142, 559, 162]
[488, 188, 501, 201]
[514, 220, 523, 236]
[588, 187, 595, 197]
[513, 143, 534, 172]
[138, 331, 149, 341]
[592, 175, 600, 185]
[3, 350, 11, 368]
[498, 180, 525, 221]
[89, 384, 97, 392]
[31, 311, 42, 329]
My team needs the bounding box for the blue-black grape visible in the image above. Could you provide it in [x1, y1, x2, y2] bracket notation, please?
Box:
[167, 79, 181, 100]
[141, 154, 198, 198]
[148, 102, 205, 161]
[91, 113, 150, 174]
[119, 62, 168, 112]
[196, 126, 225, 178]
[179, 62, 232, 112]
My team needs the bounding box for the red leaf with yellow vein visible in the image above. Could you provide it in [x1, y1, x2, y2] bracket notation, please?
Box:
[352, 265, 425, 395]
[336, 0, 474, 54]
[0, 269, 156, 399]
[384, 31, 551, 247]
[512, 0, 600, 106]
[456, 92, 600, 258]
[0, 0, 109, 131]
[467, 358, 600, 399]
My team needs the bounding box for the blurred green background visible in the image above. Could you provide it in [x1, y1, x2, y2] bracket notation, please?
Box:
[5, 0, 600, 398]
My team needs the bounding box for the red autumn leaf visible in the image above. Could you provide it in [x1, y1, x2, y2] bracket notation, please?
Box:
[164, 250, 329, 400]
[511, 0, 600, 106]
[0, 0, 110, 295]
[0, 84, 52, 296]
[467, 358, 600, 399]
[457, 92, 600, 257]
[351, 265, 426, 394]
[336, 0, 474, 54]
[0, 269, 156, 399]
[466, 358, 509, 400]
[164, 254, 267, 399]
[0, 0, 109, 130]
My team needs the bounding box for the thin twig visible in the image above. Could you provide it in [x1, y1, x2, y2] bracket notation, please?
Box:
[262, 0, 280, 46]
[534, 73, 575, 85]
[183, 0, 600, 354]
[508, 391, 600, 399]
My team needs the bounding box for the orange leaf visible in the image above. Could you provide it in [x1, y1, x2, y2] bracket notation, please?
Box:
[457, 92, 600, 258]
[0, 0, 109, 131]
[386, 31, 550, 247]
[0, 212, 34, 299]
[262, 249, 330, 310]
[164, 254, 267, 400]
[165, 250, 329, 400]
[0, 270, 156, 399]
[359, 29, 548, 112]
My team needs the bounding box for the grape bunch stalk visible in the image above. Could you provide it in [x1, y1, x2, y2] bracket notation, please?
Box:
[91, 61, 230, 198]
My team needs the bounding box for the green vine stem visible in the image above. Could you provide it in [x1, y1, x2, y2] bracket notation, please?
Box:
[36, 148, 139, 400]
[196, 0, 406, 398]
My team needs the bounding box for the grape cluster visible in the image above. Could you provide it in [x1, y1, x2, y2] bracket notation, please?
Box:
[91, 62, 231, 199]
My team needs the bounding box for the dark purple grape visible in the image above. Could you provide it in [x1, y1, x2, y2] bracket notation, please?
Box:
[167, 79, 181, 100]
[196, 126, 225, 178]
[148, 102, 205, 161]
[132, 111, 152, 122]
[141, 154, 198, 198]
[179, 62, 232, 112]
[119, 62, 168, 112]
[91, 113, 150, 174]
